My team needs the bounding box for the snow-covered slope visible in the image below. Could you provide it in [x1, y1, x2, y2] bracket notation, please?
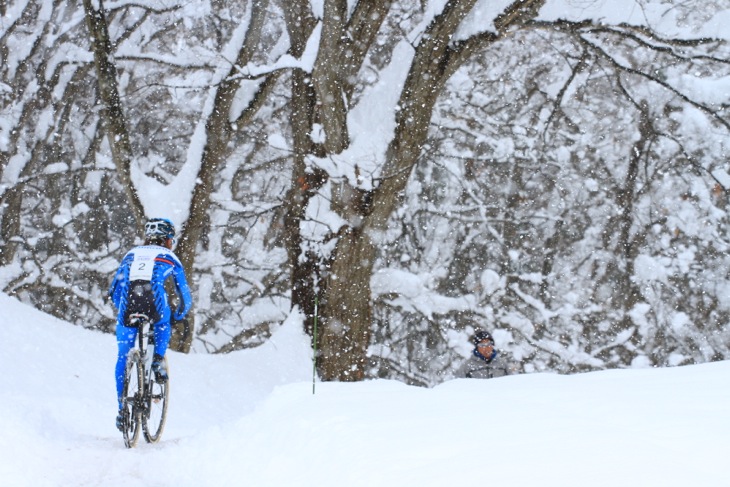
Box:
[0, 293, 728, 487]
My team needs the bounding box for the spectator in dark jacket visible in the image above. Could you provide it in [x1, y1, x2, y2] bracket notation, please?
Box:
[456, 329, 512, 379]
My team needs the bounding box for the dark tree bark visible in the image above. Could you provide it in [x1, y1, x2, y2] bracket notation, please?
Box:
[82, 0, 145, 227]
[281, 0, 391, 344]
[281, 0, 321, 339]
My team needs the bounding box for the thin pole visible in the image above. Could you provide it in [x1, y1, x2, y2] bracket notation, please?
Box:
[312, 295, 318, 395]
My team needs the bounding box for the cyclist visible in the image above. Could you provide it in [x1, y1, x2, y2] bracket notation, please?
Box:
[108, 217, 192, 431]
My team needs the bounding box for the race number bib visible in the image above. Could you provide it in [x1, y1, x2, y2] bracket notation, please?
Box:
[129, 253, 154, 281]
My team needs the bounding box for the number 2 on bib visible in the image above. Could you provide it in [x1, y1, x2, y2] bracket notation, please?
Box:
[129, 255, 154, 281]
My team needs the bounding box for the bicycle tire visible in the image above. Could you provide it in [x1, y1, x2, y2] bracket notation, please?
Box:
[143, 356, 169, 443]
[121, 350, 144, 448]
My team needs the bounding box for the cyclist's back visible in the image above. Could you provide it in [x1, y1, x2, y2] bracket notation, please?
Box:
[110, 244, 190, 326]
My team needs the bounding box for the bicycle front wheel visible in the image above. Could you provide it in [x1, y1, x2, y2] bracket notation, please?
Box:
[143, 356, 169, 443]
[121, 350, 143, 448]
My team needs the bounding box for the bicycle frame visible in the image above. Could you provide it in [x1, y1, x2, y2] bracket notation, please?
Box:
[121, 313, 169, 448]
[130, 313, 155, 374]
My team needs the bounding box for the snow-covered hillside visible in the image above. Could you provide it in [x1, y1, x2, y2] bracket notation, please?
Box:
[0, 292, 728, 487]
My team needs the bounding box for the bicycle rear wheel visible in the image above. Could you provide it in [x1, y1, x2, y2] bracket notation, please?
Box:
[121, 350, 143, 448]
[143, 356, 169, 443]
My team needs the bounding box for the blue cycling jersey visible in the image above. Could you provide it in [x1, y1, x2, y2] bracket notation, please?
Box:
[108, 244, 192, 324]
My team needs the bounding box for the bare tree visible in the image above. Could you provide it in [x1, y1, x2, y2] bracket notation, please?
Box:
[279, 0, 548, 380]
[80, 0, 281, 351]
[3, 0, 730, 383]
[82, 0, 145, 227]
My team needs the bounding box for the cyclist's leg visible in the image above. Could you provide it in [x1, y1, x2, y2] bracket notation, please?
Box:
[150, 314, 171, 383]
[151, 297, 171, 359]
[116, 320, 138, 409]
[152, 319, 171, 359]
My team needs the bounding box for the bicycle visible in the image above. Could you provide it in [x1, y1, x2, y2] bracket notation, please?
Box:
[118, 313, 169, 448]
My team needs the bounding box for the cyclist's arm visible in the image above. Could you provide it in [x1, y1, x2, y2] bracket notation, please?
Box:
[108, 254, 133, 308]
[172, 264, 192, 320]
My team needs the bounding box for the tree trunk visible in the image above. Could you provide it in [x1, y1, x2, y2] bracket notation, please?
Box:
[318, 227, 376, 380]
[281, 0, 321, 337]
[316, 0, 477, 379]
[82, 0, 145, 227]
[616, 99, 651, 311]
[172, 0, 271, 352]
[282, 0, 392, 369]
[315, 0, 547, 380]
[611, 98, 653, 348]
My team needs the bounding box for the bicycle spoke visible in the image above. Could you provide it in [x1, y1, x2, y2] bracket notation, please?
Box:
[142, 357, 169, 443]
[121, 351, 143, 448]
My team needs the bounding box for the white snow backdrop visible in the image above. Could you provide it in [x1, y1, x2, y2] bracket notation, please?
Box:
[1, 292, 728, 487]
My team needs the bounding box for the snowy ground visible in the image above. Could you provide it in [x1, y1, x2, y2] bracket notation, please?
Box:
[0, 292, 728, 487]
